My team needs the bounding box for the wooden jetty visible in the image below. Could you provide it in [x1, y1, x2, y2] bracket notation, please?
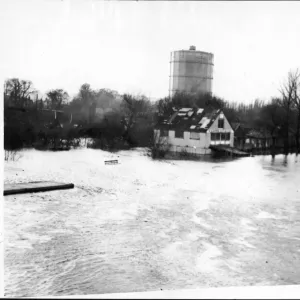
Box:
[104, 160, 118, 165]
[210, 145, 250, 157]
[4, 181, 74, 196]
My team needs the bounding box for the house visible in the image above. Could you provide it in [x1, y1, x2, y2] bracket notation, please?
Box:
[232, 122, 280, 151]
[246, 129, 273, 150]
[154, 107, 234, 155]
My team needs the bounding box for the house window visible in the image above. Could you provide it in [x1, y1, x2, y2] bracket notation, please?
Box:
[175, 129, 184, 139]
[211, 132, 216, 141]
[220, 133, 225, 141]
[218, 118, 224, 129]
[160, 129, 169, 137]
[211, 132, 230, 142]
[190, 132, 200, 140]
[226, 132, 231, 140]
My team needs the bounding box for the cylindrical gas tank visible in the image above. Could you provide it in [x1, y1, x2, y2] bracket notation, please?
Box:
[169, 47, 214, 97]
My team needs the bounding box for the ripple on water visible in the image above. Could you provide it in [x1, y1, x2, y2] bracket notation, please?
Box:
[232, 237, 256, 249]
[192, 214, 212, 229]
[256, 211, 288, 220]
[195, 242, 223, 273]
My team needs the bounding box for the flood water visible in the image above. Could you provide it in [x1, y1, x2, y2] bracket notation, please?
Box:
[4, 149, 300, 297]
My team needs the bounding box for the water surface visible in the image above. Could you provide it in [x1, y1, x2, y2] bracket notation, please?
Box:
[4, 149, 300, 296]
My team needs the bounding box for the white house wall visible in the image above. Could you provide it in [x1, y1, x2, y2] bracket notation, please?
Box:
[207, 113, 234, 147]
[154, 129, 211, 155]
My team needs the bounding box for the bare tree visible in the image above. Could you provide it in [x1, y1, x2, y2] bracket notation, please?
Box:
[79, 83, 94, 106]
[259, 98, 285, 154]
[94, 88, 120, 109]
[290, 69, 300, 153]
[121, 94, 153, 144]
[279, 70, 298, 154]
[46, 89, 69, 110]
[4, 78, 36, 107]
[156, 97, 173, 116]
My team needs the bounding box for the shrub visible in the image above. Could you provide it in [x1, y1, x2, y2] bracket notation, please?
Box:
[4, 150, 22, 161]
[147, 133, 171, 159]
[178, 147, 191, 158]
[4, 125, 24, 150]
[87, 136, 129, 151]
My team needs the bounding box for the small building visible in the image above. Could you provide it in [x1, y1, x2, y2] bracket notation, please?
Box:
[154, 107, 234, 155]
[232, 122, 273, 151]
[245, 129, 272, 150]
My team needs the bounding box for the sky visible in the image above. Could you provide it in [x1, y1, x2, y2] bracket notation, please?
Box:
[1, 0, 300, 103]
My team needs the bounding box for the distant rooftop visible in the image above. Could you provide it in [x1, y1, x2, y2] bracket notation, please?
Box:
[155, 107, 222, 133]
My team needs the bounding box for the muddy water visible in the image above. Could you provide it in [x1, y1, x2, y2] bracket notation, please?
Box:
[4, 149, 300, 297]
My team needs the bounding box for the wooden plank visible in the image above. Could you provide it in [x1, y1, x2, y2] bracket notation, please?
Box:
[104, 160, 118, 165]
[4, 181, 74, 196]
[210, 145, 250, 157]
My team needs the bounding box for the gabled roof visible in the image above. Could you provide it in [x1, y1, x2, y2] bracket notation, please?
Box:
[155, 107, 223, 132]
[231, 122, 241, 131]
[246, 129, 272, 139]
[232, 123, 259, 135]
[232, 123, 274, 138]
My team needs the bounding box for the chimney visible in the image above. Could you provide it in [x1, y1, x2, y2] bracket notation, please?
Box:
[189, 45, 196, 50]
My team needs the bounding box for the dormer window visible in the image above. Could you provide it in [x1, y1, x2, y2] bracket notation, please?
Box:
[218, 114, 224, 129]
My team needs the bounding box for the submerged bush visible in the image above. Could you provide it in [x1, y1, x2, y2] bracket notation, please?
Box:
[147, 134, 171, 159]
[4, 150, 22, 161]
[87, 136, 130, 151]
[178, 147, 191, 158]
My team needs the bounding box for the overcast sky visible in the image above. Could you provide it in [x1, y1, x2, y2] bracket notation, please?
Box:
[1, 0, 300, 103]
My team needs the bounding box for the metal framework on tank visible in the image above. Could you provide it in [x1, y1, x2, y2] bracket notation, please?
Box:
[169, 46, 214, 98]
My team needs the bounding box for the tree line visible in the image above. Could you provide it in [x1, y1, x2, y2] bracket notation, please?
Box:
[4, 80, 156, 151]
[3, 69, 300, 154]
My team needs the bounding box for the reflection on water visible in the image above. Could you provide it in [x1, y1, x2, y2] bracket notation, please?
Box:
[283, 155, 288, 167]
[263, 154, 299, 172]
[4, 150, 300, 297]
